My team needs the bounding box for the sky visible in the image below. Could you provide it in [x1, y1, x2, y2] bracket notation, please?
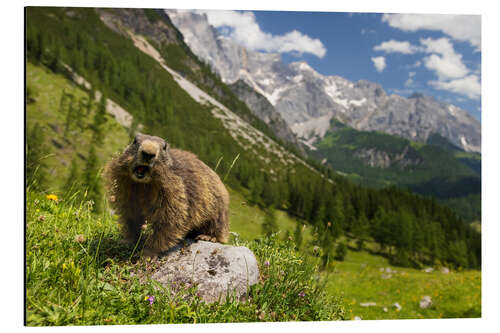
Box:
[198, 10, 482, 121]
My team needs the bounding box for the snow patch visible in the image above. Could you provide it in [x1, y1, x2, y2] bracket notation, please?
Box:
[349, 98, 367, 107]
[448, 105, 458, 116]
[259, 78, 273, 86]
[332, 97, 349, 109]
[299, 62, 312, 71]
[293, 74, 303, 84]
[265, 86, 288, 106]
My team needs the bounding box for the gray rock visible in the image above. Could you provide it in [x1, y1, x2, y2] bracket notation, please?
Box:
[423, 267, 434, 273]
[151, 240, 259, 303]
[419, 296, 432, 309]
[440, 267, 450, 274]
[360, 302, 377, 307]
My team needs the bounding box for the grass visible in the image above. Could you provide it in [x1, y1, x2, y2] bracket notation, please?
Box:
[25, 190, 344, 326]
[325, 248, 481, 320]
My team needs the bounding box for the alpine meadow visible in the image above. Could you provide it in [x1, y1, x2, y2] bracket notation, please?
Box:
[25, 7, 481, 326]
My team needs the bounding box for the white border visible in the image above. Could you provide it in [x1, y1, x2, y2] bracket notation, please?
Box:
[5, 0, 499, 332]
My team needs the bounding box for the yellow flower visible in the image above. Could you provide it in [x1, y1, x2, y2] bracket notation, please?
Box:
[62, 263, 67, 270]
[46, 194, 58, 201]
[144, 296, 149, 301]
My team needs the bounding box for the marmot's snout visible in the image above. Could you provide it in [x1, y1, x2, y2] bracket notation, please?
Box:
[138, 140, 159, 165]
[131, 138, 161, 183]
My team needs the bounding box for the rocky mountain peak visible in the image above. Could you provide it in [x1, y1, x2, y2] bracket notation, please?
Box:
[165, 9, 481, 153]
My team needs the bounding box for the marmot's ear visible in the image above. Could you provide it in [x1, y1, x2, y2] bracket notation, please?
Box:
[163, 141, 170, 151]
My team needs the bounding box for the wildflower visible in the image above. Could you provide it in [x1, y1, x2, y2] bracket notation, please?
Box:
[264, 260, 270, 267]
[298, 291, 306, 297]
[46, 194, 58, 201]
[327, 222, 331, 227]
[74, 234, 86, 243]
[62, 263, 67, 270]
[144, 295, 155, 306]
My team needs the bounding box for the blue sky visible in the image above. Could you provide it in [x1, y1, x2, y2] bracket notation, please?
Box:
[202, 10, 481, 121]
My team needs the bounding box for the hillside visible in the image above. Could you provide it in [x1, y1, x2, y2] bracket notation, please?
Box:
[311, 120, 481, 221]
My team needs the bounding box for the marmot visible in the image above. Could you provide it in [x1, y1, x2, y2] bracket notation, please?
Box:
[104, 133, 230, 256]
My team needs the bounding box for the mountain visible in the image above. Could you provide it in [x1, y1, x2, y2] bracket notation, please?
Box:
[165, 9, 481, 154]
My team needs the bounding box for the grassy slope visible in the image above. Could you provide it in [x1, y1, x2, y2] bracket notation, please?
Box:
[326, 247, 481, 320]
[26, 62, 130, 192]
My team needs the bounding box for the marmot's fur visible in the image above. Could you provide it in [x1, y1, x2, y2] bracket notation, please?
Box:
[104, 133, 230, 256]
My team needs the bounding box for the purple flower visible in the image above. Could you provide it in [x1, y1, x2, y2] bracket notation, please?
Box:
[264, 261, 270, 267]
[145, 295, 155, 305]
[298, 291, 306, 297]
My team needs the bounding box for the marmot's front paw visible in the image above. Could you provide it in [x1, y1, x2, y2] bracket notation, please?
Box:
[196, 234, 217, 242]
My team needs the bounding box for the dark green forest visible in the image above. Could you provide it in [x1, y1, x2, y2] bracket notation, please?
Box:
[26, 7, 480, 270]
[314, 120, 481, 221]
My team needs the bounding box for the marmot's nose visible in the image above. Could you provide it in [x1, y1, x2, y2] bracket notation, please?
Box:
[141, 150, 156, 163]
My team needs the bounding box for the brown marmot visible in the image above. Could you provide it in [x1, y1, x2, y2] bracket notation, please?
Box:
[104, 133, 230, 256]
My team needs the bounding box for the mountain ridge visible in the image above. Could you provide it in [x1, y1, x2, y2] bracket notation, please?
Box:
[166, 9, 481, 154]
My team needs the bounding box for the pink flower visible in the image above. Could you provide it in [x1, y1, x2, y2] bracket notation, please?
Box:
[264, 261, 270, 267]
[298, 291, 306, 297]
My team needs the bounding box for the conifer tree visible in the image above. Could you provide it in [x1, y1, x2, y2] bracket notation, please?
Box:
[262, 208, 278, 236]
[91, 94, 107, 145]
[294, 222, 304, 250]
[334, 242, 348, 261]
[63, 158, 80, 197]
[26, 122, 49, 191]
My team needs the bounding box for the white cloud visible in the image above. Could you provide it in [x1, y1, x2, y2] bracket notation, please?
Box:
[373, 40, 421, 54]
[196, 10, 326, 58]
[382, 14, 481, 51]
[371, 56, 386, 72]
[429, 75, 481, 100]
[420, 37, 469, 80]
[371, 36, 480, 99]
[405, 71, 417, 87]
